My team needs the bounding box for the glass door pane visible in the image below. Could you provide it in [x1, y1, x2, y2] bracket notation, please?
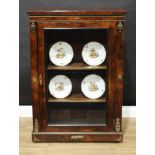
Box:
[44, 28, 108, 127]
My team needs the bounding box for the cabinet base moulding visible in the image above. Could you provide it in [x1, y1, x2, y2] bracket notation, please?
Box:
[32, 132, 123, 142]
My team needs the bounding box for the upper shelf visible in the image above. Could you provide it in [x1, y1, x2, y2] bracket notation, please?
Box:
[48, 94, 106, 103]
[47, 62, 107, 71]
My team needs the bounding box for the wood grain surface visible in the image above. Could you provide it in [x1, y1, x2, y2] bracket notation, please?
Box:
[19, 117, 135, 155]
[27, 8, 127, 16]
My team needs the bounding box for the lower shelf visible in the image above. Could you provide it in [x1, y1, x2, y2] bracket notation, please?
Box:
[32, 132, 123, 142]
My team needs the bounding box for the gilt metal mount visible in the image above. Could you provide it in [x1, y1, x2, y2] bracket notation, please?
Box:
[30, 22, 36, 32]
[117, 21, 123, 32]
[34, 118, 39, 132]
[39, 74, 42, 86]
[118, 74, 123, 80]
[115, 117, 121, 132]
[71, 135, 84, 140]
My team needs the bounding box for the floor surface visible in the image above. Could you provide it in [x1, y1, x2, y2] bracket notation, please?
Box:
[19, 118, 136, 155]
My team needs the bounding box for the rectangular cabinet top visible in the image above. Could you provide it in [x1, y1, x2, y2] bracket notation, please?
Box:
[27, 8, 127, 16]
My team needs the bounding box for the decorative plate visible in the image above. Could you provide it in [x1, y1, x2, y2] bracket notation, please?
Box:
[81, 74, 105, 99]
[49, 75, 72, 98]
[49, 41, 74, 66]
[82, 42, 106, 66]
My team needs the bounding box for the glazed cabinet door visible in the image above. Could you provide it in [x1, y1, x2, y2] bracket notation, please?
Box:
[31, 19, 124, 133]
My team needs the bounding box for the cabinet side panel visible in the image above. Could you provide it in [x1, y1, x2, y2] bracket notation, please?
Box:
[37, 27, 47, 131]
[29, 22, 39, 132]
[107, 23, 117, 130]
[115, 21, 125, 132]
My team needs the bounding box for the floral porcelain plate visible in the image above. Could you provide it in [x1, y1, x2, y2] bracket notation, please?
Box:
[82, 42, 106, 66]
[49, 75, 72, 98]
[49, 41, 74, 66]
[81, 74, 105, 99]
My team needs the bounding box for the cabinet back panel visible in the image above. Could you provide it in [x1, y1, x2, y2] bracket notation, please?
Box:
[44, 29, 108, 64]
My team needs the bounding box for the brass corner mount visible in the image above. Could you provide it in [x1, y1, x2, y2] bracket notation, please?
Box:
[30, 22, 36, 32]
[34, 118, 39, 132]
[115, 117, 121, 132]
[117, 21, 123, 32]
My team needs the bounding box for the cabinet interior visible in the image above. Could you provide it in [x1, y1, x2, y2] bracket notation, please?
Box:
[44, 28, 109, 126]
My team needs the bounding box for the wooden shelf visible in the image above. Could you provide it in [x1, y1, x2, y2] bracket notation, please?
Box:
[48, 94, 106, 103]
[47, 62, 107, 71]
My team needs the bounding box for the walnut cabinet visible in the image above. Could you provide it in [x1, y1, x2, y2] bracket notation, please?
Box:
[28, 8, 127, 142]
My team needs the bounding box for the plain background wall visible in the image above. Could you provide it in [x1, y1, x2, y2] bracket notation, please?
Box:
[19, 0, 136, 106]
